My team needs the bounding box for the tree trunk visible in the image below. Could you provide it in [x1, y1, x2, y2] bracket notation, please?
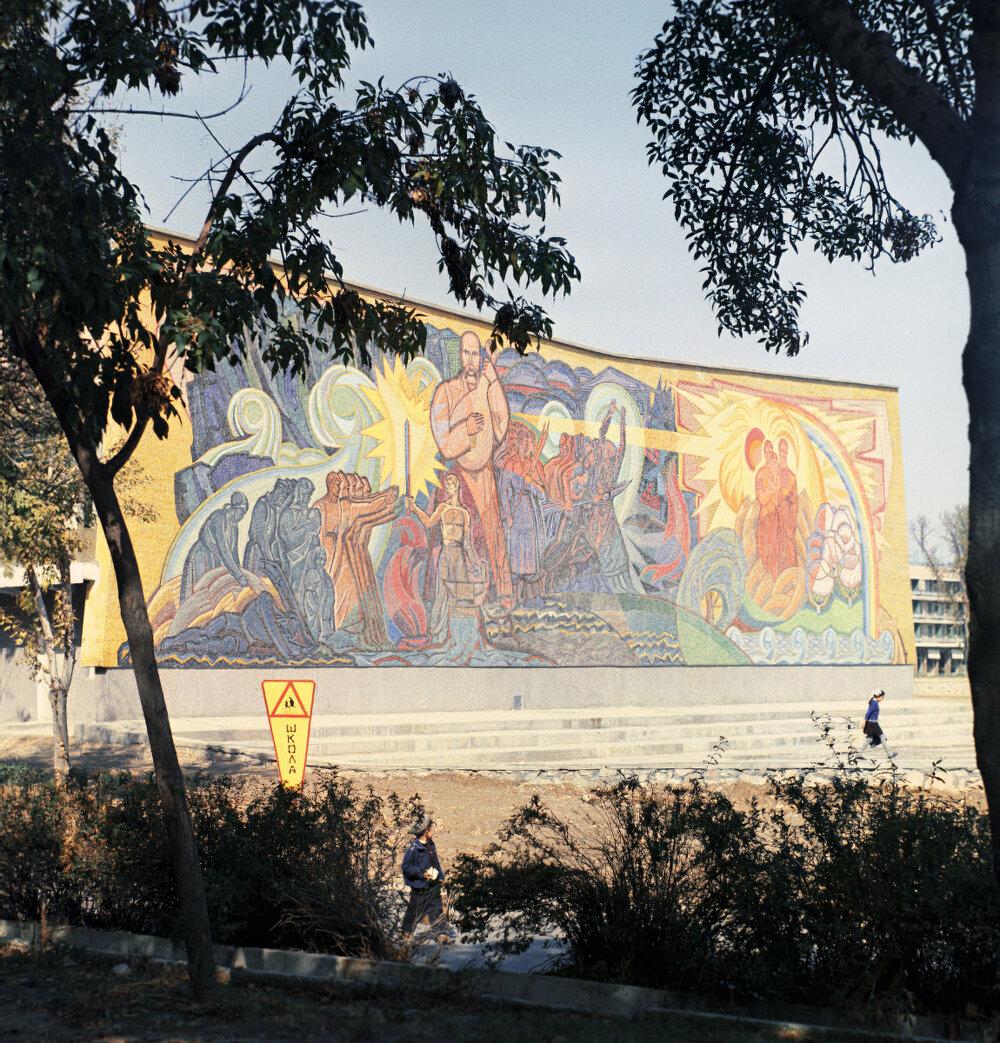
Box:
[27, 569, 71, 779]
[10, 326, 214, 995]
[85, 465, 215, 998]
[54, 561, 75, 778]
[50, 680, 71, 778]
[956, 232, 1000, 864]
[955, 4, 1000, 882]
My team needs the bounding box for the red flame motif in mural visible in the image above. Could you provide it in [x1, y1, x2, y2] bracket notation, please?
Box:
[384, 515, 430, 644]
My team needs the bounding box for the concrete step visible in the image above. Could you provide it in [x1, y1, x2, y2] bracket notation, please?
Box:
[167, 725, 972, 765]
[303, 721, 973, 757]
[80, 718, 973, 759]
[80, 700, 971, 739]
[76, 697, 974, 772]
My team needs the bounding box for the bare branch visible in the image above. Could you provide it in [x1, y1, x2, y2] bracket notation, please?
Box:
[106, 128, 282, 479]
[72, 89, 251, 122]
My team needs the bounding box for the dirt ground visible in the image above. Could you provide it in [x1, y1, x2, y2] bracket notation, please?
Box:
[0, 733, 608, 866]
[0, 734, 984, 869]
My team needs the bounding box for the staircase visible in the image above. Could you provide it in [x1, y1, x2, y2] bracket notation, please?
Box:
[79, 697, 975, 774]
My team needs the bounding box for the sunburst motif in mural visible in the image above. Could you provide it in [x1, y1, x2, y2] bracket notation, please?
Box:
[359, 355, 442, 500]
[673, 381, 887, 550]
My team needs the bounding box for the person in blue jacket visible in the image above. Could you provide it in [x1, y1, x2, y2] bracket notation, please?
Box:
[862, 688, 896, 759]
[401, 815, 451, 942]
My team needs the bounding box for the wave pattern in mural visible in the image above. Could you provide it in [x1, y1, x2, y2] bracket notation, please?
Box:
[119, 317, 905, 668]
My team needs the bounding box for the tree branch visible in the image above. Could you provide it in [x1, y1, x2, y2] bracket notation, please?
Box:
[105, 130, 282, 478]
[787, 0, 971, 184]
[921, 0, 969, 119]
[71, 89, 250, 122]
[104, 421, 147, 478]
[27, 568, 56, 675]
[717, 35, 807, 217]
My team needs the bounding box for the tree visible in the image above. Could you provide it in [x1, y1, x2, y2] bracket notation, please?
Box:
[633, 1, 1000, 875]
[1, 0, 578, 995]
[911, 504, 969, 658]
[0, 350, 85, 778]
[0, 348, 157, 778]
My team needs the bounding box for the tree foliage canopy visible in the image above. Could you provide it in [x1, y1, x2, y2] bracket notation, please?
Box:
[2, 1, 580, 984]
[632, 0, 971, 353]
[2, 0, 579, 463]
[0, 350, 86, 571]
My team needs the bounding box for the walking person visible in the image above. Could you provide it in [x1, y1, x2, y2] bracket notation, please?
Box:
[401, 816, 453, 944]
[862, 688, 897, 759]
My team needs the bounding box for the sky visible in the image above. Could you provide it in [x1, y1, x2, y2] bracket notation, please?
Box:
[113, 0, 969, 543]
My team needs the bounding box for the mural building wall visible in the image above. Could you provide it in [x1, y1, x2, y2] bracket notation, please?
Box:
[80, 289, 914, 681]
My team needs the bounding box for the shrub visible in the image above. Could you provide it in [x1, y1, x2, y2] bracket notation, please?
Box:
[770, 772, 1000, 1015]
[0, 767, 422, 960]
[450, 775, 780, 994]
[190, 774, 421, 959]
[0, 765, 76, 922]
[450, 765, 1000, 1018]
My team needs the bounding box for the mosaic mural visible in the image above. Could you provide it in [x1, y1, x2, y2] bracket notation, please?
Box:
[113, 313, 909, 669]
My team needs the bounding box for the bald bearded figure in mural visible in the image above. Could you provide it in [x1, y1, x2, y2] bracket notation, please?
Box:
[429, 331, 513, 609]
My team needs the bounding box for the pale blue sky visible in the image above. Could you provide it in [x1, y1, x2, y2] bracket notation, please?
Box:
[114, 1, 968, 537]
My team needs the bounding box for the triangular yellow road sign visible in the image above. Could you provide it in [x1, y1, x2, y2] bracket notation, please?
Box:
[262, 680, 316, 790]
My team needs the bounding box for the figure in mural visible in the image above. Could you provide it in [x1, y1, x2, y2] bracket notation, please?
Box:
[755, 440, 784, 580]
[734, 427, 808, 620]
[597, 405, 627, 492]
[499, 424, 546, 603]
[406, 471, 481, 642]
[587, 405, 641, 594]
[179, 491, 250, 602]
[752, 437, 800, 582]
[775, 438, 799, 573]
[382, 514, 430, 643]
[536, 406, 640, 597]
[322, 472, 399, 650]
[543, 433, 577, 510]
[244, 479, 290, 586]
[314, 470, 346, 578]
[298, 544, 339, 647]
[242, 477, 302, 621]
[328, 475, 362, 629]
[278, 477, 323, 597]
[429, 331, 512, 609]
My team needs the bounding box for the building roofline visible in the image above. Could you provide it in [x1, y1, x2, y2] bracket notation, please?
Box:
[146, 225, 900, 395]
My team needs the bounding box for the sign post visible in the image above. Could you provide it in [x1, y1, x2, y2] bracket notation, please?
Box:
[262, 680, 316, 791]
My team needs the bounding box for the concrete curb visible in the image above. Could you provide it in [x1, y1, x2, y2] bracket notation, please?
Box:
[0, 918, 984, 1041]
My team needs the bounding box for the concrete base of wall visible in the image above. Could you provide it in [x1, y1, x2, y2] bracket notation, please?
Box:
[915, 675, 971, 700]
[67, 664, 916, 727]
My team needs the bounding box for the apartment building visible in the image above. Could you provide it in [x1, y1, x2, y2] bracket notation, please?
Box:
[910, 564, 966, 676]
